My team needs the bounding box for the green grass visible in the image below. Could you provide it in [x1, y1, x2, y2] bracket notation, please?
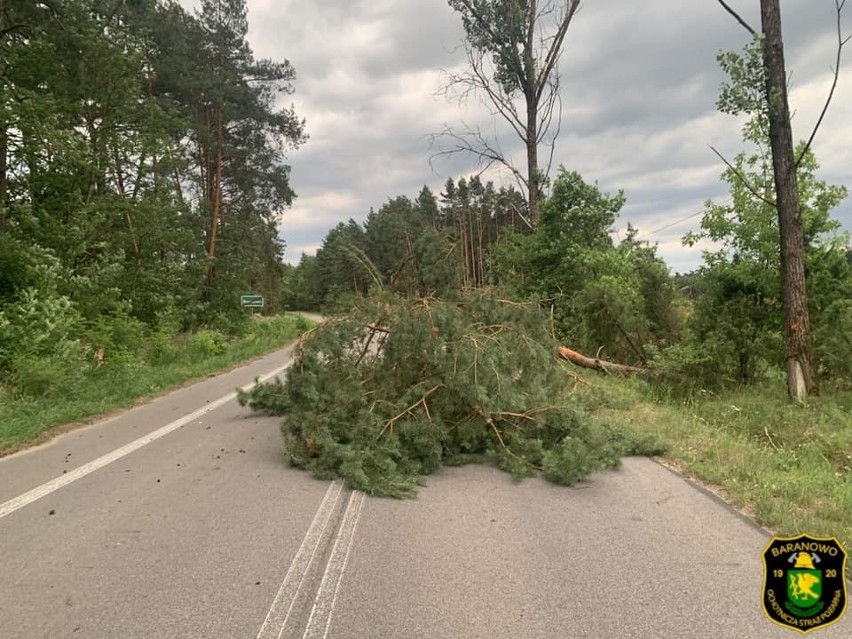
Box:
[0, 313, 315, 454]
[574, 375, 852, 553]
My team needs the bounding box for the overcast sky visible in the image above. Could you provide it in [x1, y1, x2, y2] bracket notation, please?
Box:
[181, 0, 852, 273]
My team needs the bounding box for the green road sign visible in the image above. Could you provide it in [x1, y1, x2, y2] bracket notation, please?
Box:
[240, 295, 264, 308]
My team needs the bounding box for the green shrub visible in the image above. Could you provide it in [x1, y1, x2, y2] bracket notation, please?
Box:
[81, 312, 147, 366]
[814, 298, 852, 381]
[143, 329, 181, 366]
[10, 349, 87, 397]
[0, 288, 81, 367]
[187, 329, 227, 357]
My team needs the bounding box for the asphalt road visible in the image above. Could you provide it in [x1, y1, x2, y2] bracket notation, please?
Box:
[1, 340, 849, 638]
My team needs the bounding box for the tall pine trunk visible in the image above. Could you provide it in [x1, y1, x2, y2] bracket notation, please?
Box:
[204, 108, 224, 288]
[0, 0, 5, 234]
[0, 125, 7, 234]
[760, 0, 815, 398]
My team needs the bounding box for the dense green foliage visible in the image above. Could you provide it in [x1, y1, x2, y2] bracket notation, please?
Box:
[240, 293, 660, 497]
[490, 169, 680, 364]
[285, 145, 850, 393]
[0, 313, 312, 452]
[0, 0, 305, 398]
[668, 146, 851, 389]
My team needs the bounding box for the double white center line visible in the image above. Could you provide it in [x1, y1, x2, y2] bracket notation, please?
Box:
[303, 491, 366, 639]
[256, 482, 366, 639]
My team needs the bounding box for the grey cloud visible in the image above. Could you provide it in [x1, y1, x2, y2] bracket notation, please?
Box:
[182, 0, 852, 270]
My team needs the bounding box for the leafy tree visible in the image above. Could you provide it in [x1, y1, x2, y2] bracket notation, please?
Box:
[363, 196, 420, 291]
[0, 0, 308, 392]
[715, 0, 849, 398]
[491, 168, 677, 363]
[129, 0, 305, 323]
[281, 253, 321, 311]
[689, 35, 851, 387]
[361, 191, 465, 297]
[311, 220, 372, 307]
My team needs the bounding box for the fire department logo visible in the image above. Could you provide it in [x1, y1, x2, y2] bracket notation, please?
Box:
[762, 534, 847, 633]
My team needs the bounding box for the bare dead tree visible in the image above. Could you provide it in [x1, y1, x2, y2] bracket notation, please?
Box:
[433, 0, 581, 226]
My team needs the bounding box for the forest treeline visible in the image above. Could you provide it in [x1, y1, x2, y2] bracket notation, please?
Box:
[1, 0, 304, 394]
[2, 0, 851, 402]
[283, 162, 852, 390]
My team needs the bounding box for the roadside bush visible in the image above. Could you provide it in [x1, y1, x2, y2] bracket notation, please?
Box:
[0, 287, 88, 396]
[814, 298, 852, 382]
[248, 314, 311, 343]
[187, 329, 227, 357]
[81, 312, 147, 367]
[9, 351, 87, 397]
[0, 288, 81, 367]
[142, 313, 183, 365]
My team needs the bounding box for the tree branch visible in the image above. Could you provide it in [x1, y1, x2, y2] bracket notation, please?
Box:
[535, 0, 581, 103]
[558, 347, 645, 375]
[542, 86, 563, 180]
[716, 0, 757, 36]
[795, 0, 848, 167]
[499, 197, 534, 230]
[467, 50, 526, 136]
[709, 145, 776, 206]
[0, 23, 28, 38]
[430, 124, 529, 192]
[377, 385, 444, 439]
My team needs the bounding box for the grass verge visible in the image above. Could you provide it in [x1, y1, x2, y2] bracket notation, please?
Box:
[574, 374, 852, 554]
[0, 313, 315, 455]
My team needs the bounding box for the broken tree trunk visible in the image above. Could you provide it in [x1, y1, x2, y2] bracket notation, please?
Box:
[558, 347, 645, 375]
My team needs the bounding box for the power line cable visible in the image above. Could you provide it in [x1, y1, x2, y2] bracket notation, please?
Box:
[641, 198, 733, 236]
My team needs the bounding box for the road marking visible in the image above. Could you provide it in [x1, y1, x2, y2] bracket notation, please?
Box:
[0, 361, 293, 520]
[302, 491, 366, 639]
[255, 480, 345, 639]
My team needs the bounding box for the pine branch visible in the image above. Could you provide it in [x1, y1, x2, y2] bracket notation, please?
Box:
[365, 324, 391, 334]
[377, 385, 444, 439]
[487, 418, 543, 471]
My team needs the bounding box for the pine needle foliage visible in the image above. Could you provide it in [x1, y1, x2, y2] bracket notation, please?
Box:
[239, 292, 647, 497]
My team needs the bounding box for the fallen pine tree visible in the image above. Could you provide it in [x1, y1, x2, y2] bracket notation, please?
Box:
[558, 346, 646, 375]
[239, 292, 661, 497]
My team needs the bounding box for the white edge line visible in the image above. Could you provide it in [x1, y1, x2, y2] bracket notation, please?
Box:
[302, 491, 366, 639]
[254, 479, 345, 639]
[0, 361, 292, 520]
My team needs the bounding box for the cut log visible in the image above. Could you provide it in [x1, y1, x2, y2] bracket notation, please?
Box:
[558, 347, 645, 375]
